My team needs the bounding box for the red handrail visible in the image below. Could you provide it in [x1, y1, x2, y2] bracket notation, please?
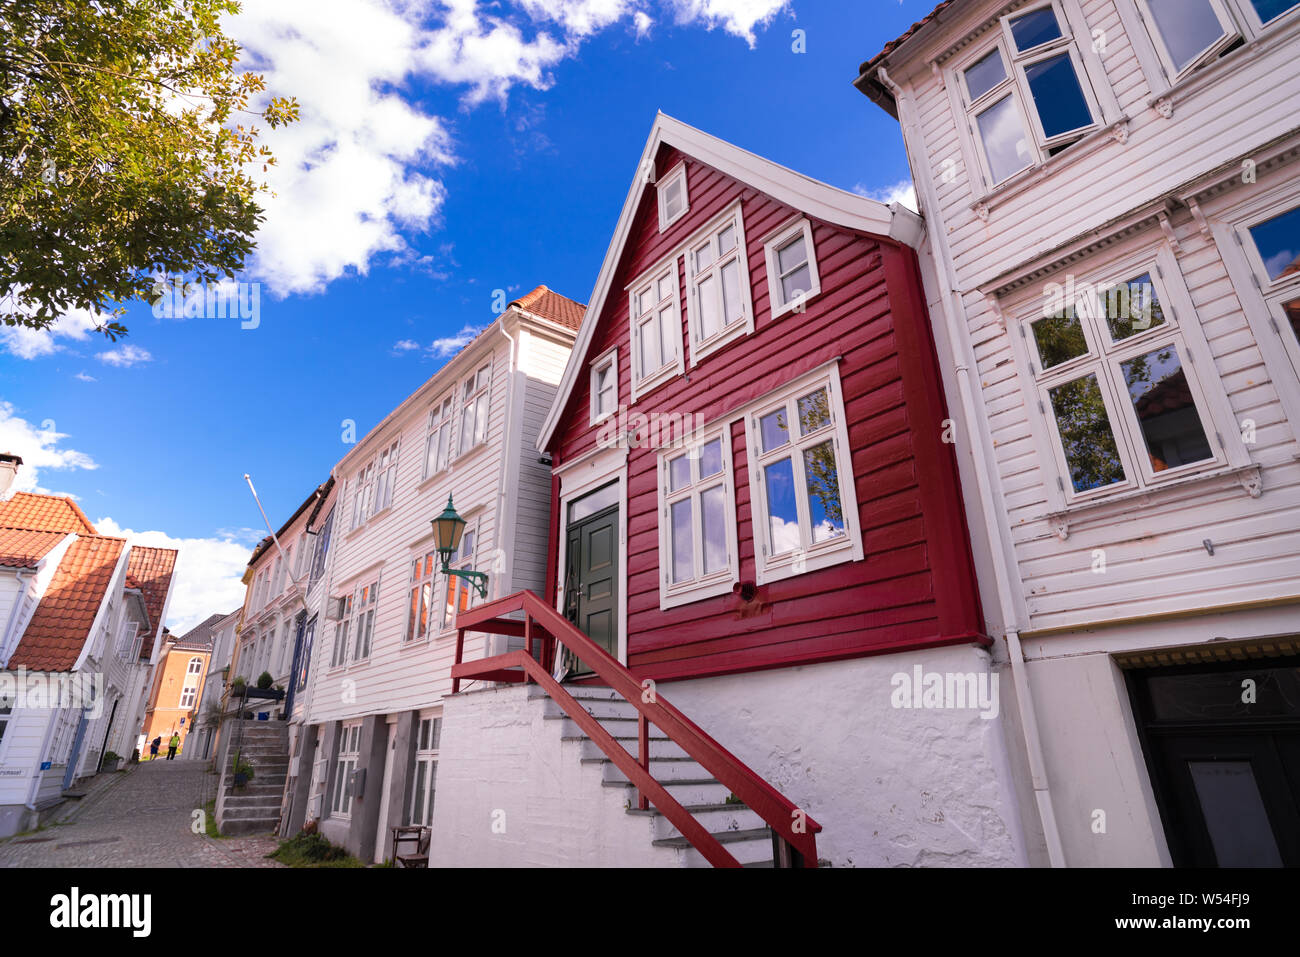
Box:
[452, 589, 821, 867]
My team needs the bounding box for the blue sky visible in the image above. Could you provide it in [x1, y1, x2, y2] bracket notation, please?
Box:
[0, 0, 928, 630]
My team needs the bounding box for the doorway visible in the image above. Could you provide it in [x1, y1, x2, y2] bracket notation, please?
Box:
[1129, 657, 1300, 866]
[562, 481, 620, 674]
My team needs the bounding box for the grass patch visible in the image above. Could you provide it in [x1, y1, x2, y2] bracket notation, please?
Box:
[268, 832, 365, 868]
[202, 800, 227, 840]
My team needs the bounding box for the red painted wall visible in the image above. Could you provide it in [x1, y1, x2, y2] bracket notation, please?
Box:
[545, 145, 986, 681]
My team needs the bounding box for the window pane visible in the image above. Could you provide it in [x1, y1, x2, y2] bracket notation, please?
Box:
[965, 47, 1007, 101]
[721, 259, 742, 325]
[1009, 7, 1063, 51]
[1247, 206, 1300, 282]
[407, 587, 418, 642]
[567, 481, 619, 522]
[1120, 344, 1213, 472]
[1250, 0, 1300, 22]
[698, 439, 723, 478]
[1188, 761, 1284, 867]
[1048, 373, 1126, 493]
[797, 388, 831, 434]
[698, 275, 721, 339]
[663, 179, 682, 219]
[640, 317, 661, 374]
[759, 408, 789, 452]
[718, 224, 736, 254]
[1282, 296, 1300, 342]
[695, 242, 715, 271]
[668, 454, 691, 492]
[803, 441, 845, 543]
[976, 94, 1033, 184]
[781, 264, 812, 305]
[701, 485, 727, 574]
[763, 458, 800, 555]
[658, 275, 674, 301]
[1024, 54, 1092, 139]
[475, 394, 489, 443]
[1100, 273, 1166, 341]
[1032, 306, 1088, 369]
[412, 764, 427, 825]
[658, 306, 677, 361]
[1147, 0, 1228, 72]
[670, 499, 693, 583]
[777, 234, 807, 275]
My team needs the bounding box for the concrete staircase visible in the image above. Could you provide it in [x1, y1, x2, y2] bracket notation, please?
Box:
[215, 721, 289, 836]
[538, 686, 776, 867]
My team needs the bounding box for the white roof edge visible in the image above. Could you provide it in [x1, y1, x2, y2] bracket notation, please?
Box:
[537, 112, 918, 452]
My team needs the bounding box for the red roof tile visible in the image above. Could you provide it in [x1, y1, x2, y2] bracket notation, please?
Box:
[510, 285, 586, 330]
[0, 491, 97, 535]
[9, 534, 125, 672]
[125, 545, 179, 649]
[858, 0, 955, 78]
[0, 527, 68, 568]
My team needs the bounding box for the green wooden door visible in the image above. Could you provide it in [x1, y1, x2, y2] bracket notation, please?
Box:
[563, 487, 620, 674]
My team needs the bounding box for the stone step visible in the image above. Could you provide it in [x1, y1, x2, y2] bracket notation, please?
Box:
[542, 696, 637, 720]
[548, 714, 670, 741]
[653, 827, 774, 867]
[603, 777, 730, 807]
[587, 755, 708, 784]
[220, 817, 278, 836]
[627, 802, 765, 841]
[222, 792, 283, 810]
[567, 734, 688, 761]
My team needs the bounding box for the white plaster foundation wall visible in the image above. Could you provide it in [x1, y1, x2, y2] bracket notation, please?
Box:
[430, 683, 675, 867]
[659, 644, 1025, 867]
[1025, 652, 1171, 867]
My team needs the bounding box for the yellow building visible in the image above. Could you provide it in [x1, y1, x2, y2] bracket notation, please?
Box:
[140, 634, 211, 757]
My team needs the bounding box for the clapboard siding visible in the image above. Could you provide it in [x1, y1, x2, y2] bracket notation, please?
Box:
[883, 0, 1300, 634]
[545, 144, 985, 679]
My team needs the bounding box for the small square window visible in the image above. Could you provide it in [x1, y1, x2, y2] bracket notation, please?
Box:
[590, 349, 618, 424]
[763, 218, 822, 318]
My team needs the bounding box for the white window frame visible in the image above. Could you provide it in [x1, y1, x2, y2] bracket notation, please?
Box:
[409, 713, 442, 827]
[683, 202, 754, 366]
[743, 363, 865, 585]
[331, 721, 362, 819]
[458, 362, 493, 457]
[350, 579, 380, 662]
[423, 393, 455, 479]
[439, 513, 480, 633]
[116, 620, 140, 662]
[1013, 243, 1248, 508]
[589, 347, 619, 424]
[627, 263, 685, 399]
[763, 216, 822, 319]
[953, 1, 1104, 190]
[1128, 0, 1298, 90]
[404, 547, 438, 644]
[656, 427, 740, 609]
[657, 162, 689, 232]
[179, 685, 197, 710]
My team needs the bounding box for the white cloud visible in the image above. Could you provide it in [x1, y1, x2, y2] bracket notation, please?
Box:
[854, 179, 918, 213]
[393, 339, 421, 351]
[633, 10, 654, 36]
[0, 402, 98, 493]
[429, 323, 485, 357]
[93, 518, 251, 636]
[0, 304, 106, 360]
[97, 344, 153, 367]
[665, 0, 790, 47]
[74, 372, 97, 382]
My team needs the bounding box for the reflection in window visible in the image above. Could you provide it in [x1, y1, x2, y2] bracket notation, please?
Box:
[660, 436, 734, 595]
[1188, 761, 1284, 867]
[1024, 54, 1093, 139]
[1145, 0, 1230, 72]
[1048, 373, 1127, 493]
[1247, 206, 1300, 283]
[803, 441, 844, 543]
[1100, 273, 1165, 342]
[1008, 6, 1063, 51]
[976, 95, 1033, 185]
[1120, 345, 1213, 472]
[764, 458, 799, 555]
[1032, 306, 1088, 369]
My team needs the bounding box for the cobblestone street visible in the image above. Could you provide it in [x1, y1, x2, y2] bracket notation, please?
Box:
[0, 760, 285, 868]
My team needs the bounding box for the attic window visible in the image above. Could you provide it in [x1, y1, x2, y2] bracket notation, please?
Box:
[658, 163, 688, 231]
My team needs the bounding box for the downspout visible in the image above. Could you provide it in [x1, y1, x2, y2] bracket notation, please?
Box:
[495, 316, 518, 606]
[877, 66, 1066, 867]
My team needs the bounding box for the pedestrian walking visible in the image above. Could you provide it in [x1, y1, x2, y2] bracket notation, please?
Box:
[167, 732, 180, 760]
[150, 736, 161, 760]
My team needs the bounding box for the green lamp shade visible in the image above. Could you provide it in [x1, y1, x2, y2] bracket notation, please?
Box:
[432, 495, 465, 559]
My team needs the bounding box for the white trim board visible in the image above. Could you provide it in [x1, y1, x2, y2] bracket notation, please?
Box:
[536, 112, 924, 452]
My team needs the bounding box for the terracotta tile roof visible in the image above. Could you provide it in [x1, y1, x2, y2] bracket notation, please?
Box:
[0, 491, 97, 534]
[858, 0, 955, 78]
[9, 534, 125, 672]
[510, 285, 586, 330]
[0, 527, 68, 568]
[125, 545, 179, 648]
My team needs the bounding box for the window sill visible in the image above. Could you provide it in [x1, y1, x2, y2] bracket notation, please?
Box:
[660, 574, 736, 610]
[451, 440, 490, 470]
[969, 115, 1131, 220]
[689, 319, 753, 369]
[755, 536, 864, 586]
[416, 468, 451, 495]
[770, 287, 823, 320]
[630, 363, 681, 404]
[1044, 462, 1263, 540]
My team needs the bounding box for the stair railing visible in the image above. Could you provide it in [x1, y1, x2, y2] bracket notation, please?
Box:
[451, 590, 821, 868]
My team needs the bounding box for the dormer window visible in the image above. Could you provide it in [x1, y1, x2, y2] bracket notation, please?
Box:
[657, 163, 688, 232]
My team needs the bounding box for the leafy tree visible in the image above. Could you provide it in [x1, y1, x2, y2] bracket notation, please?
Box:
[0, 0, 297, 337]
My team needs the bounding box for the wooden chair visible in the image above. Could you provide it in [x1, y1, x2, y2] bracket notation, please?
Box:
[391, 825, 431, 868]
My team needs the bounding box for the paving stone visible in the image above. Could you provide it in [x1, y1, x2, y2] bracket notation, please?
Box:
[0, 760, 286, 868]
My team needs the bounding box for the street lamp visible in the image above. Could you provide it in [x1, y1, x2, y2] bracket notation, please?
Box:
[431, 495, 488, 598]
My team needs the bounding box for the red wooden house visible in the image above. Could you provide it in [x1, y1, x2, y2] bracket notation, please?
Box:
[441, 115, 1027, 868]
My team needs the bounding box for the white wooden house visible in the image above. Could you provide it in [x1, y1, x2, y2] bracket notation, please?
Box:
[0, 474, 177, 836]
[296, 286, 580, 862]
[856, 0, 1300, 866]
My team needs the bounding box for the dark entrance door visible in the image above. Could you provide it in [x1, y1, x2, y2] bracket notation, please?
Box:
[1129, 658, 1300, 866]
[563, 482, 620, 675]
